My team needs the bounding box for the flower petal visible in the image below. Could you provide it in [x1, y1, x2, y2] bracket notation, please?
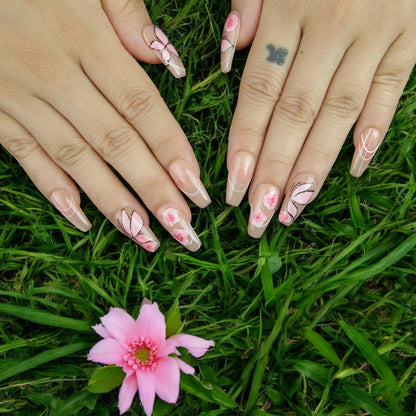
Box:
[154, 357, 180, 403]
[118, 373, 138, 415]
[92, 323, 111, 339]
[172, 357, 195, 375]
[167, 334, 214, 357]
[100, 308, 136, 346]
[136, 303, 166, 344]
[137, 370, 156, 416]
[87, 338, 125, 366]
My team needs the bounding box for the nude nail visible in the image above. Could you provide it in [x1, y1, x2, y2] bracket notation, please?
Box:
[278, 174, 316, 226]
[143, 25, 186, 79]
[226, 151, 255, 206]
[159, 207, 201, 252]
[169, 160, 211, 208]
[117, 209, 160, 253]
[350, 128, 383, 177]
[221, 11, 240, 73]
[50, 189, 91, 232]
[248, 184, 280, 238]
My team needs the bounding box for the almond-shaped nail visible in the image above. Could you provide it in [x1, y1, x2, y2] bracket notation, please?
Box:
[50, 189, 91, 232]
[143, 25, 186, 79]
[169, 160, 211, 208]
[117, 209, 160, 253]
[350, 128, 383, 177]
[278, 174, 316, 226]
[226, 151, 255, 206]
[221, 11, 240, 73]
[248, 184, 280, 238]
[159, 207, 201, 252]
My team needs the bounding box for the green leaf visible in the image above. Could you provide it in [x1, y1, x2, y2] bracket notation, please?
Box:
[305, 329, 342, 367]
[346, 386, 398, 416]
[88, 365, 125, 393]
[0, 303, 91, 332]
[292, 359, 330, 386]
[180, 373, 238, 409]
[165, 299, 183, 337]
[0, 342, 89, 382]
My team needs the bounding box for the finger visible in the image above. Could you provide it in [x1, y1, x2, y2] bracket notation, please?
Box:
[0, 110, 91, 233]
[221, 0, 263, 73]
[276, 37, 393, 226]
[226, 4, 301, 206]
[76, 25, 209, 208]
[351, 31, 416, 177]
[101, 0, 186, 78]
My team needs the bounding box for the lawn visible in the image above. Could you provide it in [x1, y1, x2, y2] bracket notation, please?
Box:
[1, 1, 416, 415]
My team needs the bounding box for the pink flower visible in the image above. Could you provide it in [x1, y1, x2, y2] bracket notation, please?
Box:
[88, 303, 214, 415]
[162, 208, 179, 226]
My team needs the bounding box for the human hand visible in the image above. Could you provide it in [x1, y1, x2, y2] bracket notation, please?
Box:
[0, 0, 210, 252]
[221, 0, 416, 237]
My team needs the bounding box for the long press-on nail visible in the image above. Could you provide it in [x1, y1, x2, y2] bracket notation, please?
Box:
[169, 160, 211, 208]
[226, 151, 255, 206]
[160, 207, 201, 252]
[248, 185, 279, 238]
[278, 174, 316, 226]
[350, 128, 383, 177]
[117, 209, 160, 253]
[221, 11, 240, 73]
[50, 189, 91, 232]
[143, 25, 186, 79]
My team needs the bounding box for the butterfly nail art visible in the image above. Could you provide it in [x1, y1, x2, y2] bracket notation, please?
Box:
[119, 209, 159, 253]
[279, 178, 315, 226]
[143, 25, 186, 78]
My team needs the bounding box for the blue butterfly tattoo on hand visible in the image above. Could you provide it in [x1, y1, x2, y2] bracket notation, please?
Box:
[266, 45, 288, 66]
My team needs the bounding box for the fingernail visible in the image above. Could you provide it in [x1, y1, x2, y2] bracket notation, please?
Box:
[278, 174, 316, 226]
[169, 160, 211, 208]
[117, 209, 160, 253]
[143, 25, 186, 79]
[226, 151, 255, 206]
[248, 184, 279, 238]
[350, 128, 383, 177]
[50, 189, 91, 232]
[159, 207, 201, 252]
[221, 11, 240, 73]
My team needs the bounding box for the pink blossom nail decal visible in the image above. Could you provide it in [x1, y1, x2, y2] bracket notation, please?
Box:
[221, 11, 240, 73]
[143, 25, 186, 78]
[118, 209, 160, 253]
[248, 185, 280, 239]
[161, 207, 201, 251]
[279, 175, 316, 226]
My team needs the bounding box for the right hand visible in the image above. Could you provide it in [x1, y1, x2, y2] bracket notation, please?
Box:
[0, 0, 210, 252]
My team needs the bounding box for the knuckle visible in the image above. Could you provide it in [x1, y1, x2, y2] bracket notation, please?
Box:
[151, 135, 180, 156]
[373, 66, 409, 90]
[118, 89, 157, 123]
[307, 145, 334, 163]
[275, 93, 318, 125]
[98, 126, 137, 160]
[262, 152, 293, 174]
[323, 91, 362, 118]
[54, 141, 89, 168]
[242, 71, 282, 103]
[1, 135, 38, 160]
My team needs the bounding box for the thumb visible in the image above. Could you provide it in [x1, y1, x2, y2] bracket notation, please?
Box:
[221, 0, 263, 73]
[101, 0, 186, 78]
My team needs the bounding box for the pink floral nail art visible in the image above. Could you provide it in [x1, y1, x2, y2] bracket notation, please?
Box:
[119, 209, 159, 253]
[279, 178, 315, 226]
[161, 207, 201, 251]
[263, 190, 279, 210]
[143, 25, 186, 78]
[250, 209, 268, 227]
[221, 12, 240, 73]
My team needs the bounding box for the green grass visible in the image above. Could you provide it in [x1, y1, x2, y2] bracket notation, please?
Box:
[1, 1, 416, 415]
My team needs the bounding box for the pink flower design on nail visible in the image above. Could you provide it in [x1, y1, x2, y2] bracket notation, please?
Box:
[150, 26, 179, 66]
[250, 209, 268, 228]
[88, 303, 214, 415]
[263, 190, 278, 210]
[286, 182, 314, 220]
[172, 229, 190, 244]
[225, 14, 239, 31]
[119, 210, 157, 251]
[162, 208, 180, 226]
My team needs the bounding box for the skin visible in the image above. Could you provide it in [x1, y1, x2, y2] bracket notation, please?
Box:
[0, 0, 209, 251]
[224, 0, 416, 236]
